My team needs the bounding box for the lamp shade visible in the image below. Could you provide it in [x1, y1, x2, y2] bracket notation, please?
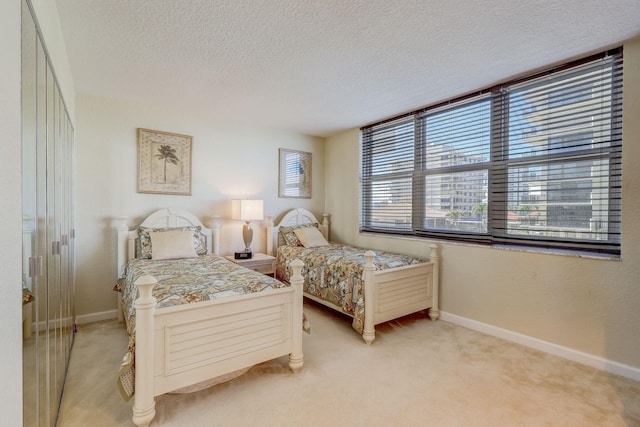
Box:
[231, 199, 264, 221]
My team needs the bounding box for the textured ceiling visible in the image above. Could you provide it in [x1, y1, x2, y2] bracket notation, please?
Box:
[54, 0, 640, 137]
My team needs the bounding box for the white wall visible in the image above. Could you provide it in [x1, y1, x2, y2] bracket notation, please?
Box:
[325, 38, 640, 376]
[0, 1, 25, 424]
[74, 93, 325, 318]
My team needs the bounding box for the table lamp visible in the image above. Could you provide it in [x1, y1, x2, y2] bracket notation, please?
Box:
[231, 199, 264, 258]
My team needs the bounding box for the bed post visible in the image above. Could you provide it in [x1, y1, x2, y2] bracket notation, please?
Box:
[362, 251, 376, 345]
[132, 275, 158, 427]
[321, 213, 330, 240]
[288, 259, 304, 372]
[115, 216, 129, 323]
[210, 215, 220, 255]
[428, 244, 441, 321]
[266, 214, 274, 256]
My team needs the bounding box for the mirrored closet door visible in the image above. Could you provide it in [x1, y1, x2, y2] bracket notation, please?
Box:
[22, 0, 76, 425]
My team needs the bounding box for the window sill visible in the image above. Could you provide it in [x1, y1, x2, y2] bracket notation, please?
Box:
[358, 231, 621, 261]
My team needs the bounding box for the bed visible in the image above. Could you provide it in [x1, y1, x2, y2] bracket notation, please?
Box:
[270, 208, 440, 344]
[115, 208, 304, 427]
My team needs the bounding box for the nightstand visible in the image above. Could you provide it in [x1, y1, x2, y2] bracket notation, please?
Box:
[224, 253, 276, 277]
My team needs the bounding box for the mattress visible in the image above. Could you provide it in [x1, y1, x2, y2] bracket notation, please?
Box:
[120, 253, 289, 336]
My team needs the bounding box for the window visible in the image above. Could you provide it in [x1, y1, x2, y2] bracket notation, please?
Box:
[548, 81, 593, 108]
[361, 48, 623, 255]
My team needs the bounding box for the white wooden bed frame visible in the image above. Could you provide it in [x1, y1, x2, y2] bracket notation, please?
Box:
[269, 208, 440, 345]
[116, 208, 304, 427]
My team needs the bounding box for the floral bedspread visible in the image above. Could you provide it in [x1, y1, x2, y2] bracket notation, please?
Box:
[117, 254, 291, 401]
[276, 243, 426, 334]
[121, 254, 288, 335]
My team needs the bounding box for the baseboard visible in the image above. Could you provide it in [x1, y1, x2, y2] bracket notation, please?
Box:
[30, 310, 118, 333]
[440, 311, 640, 382]
[75, 309, 119, 325]
[33, 316, 73, 331]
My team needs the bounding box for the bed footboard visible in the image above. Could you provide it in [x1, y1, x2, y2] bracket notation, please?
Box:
[361, 244, 440, 345]
[131, 261, 305, 427]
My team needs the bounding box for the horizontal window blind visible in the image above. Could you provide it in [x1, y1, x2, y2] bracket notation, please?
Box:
[361, 48, 623, 255]
[362, 116, 415, 233]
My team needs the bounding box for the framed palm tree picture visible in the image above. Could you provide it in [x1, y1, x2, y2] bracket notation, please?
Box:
[137, 128, 192, 195]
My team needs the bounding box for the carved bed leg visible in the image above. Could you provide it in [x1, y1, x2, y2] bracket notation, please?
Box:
[428, 244, 441, 321]
[362, 251, 376, 345]
[133, 275, 158, 427]
[117, 298, 124, 323]
[288, 259, 304, 372]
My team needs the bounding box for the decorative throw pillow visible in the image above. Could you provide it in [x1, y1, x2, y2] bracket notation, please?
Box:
[279, 223, 319, 246]
[148, 230, 198, 260]
[137, 226, 207, 258]
[293, 226, 329, 248]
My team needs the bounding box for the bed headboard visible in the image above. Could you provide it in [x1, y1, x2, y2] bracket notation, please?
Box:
[115, 208, 219, 278]
[269, 208, 330, 256]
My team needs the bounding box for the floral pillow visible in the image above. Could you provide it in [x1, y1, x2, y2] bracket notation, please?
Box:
[279, 223, 319, 247]
[137, 225, 207, 259]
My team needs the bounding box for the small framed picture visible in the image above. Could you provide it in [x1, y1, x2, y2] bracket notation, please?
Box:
[137, 128, 192, 195]
[279, 148, 312, 199]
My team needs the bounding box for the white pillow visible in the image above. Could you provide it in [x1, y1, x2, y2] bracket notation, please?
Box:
[149, 230, 199, 260]
[293, 226, 329, 248]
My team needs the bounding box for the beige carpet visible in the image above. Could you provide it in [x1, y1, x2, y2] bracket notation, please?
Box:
[57, 302, 640, 427]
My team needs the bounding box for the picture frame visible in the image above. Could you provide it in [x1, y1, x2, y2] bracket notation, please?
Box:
[137, 128, 192, 195]
[279, 148, 312, 199]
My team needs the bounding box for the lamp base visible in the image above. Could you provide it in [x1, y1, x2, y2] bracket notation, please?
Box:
[234, 251, 252, 260]
[242, 221, 254, 253]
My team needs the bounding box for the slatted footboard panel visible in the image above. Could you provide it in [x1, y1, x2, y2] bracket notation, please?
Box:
[374, 263, 433, 325]
[152, 289, 294, 396]
[166, 305, 286, 372]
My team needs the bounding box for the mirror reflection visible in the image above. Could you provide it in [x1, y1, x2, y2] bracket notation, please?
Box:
[22, 0, 75, 425]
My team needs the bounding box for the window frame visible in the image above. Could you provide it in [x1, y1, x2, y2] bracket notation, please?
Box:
[360, 48, 623, 256]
